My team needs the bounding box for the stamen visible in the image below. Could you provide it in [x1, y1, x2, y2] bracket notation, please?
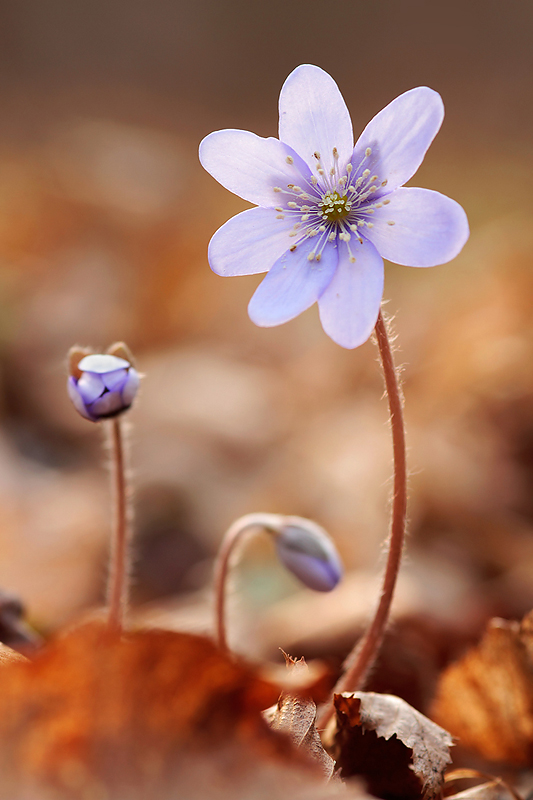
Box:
[307, 251, 316, 261]
[365, 147, 372, 157]
[316, 253, 322, 262]
[383, 199, 390, 205]
[332, 147, 339, 158]
[290, 245, 297, 251]
[311, 176, 318, 186]
[346, 163, 353, 173]
[313, 152, 321, 160]
[366, 222, 374, 228]
[273, 187, 282, 193]
[317, 168, 324, 175]
[370, 176, 378, 183]
[387, 221, 395, 226]
[328, 233, 336, 242]
[381, 179, 388, 187]
[276, 214, 285, 219]
[287, 202, 298, 208]
[286, 156, 294, 165]
[275, 207, 283, 212]
[349, 256, 356, 263]
[362, 169, 371, 178]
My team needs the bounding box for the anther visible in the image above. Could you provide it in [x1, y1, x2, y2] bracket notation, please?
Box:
[301, 215, 309, 221]
[362, 169, 371, 178]
[308, 229, 318, 237]
[293, 186, 302, 193]
[287, 184, 294, 189]
[318, 225, 326, 232]
[276, 214, 284, 219]
[330, 168, 335, 176]
[346, 164, 352, 173]
[383, 199, 390, 205]
[313, 152, 321, 160]
[387, 221, 395, 226]
[317, 168, 324, 175]
[375, 202, 383, 208]
[275, 207, 283, 212]
[290, 245, 297, 251]
[365, 147, 372, 157]
[349, 256, 356, 263]
[311, 176, 318, 186]
[307, 251, 316, 261]
[370, 176, 378, 183]
[328, 233, 336, 242]
[316, 253, 322, 262]
[332, 147, 339, 158]
[273, 187, 282, 193]
[287, 202, 298, 209]
[286, 156, 294, 165]
[366, 222, 374, 228]
[381, 179, 388, 187]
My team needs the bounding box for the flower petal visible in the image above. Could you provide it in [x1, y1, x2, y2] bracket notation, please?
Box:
[278, 64, 354, 177]
[248, 240, 338, 327]
[364, 187, 469, 267]
[199, 130, 314, 207]
[351, 87, 444, 193]
[208, 207, 294, 277]
[318, 238, 384, 349]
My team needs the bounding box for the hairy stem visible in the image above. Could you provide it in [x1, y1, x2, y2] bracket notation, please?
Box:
[107, 418, 131, 632]
[318, 309, 407, 728]
[214, 513, 281, 653]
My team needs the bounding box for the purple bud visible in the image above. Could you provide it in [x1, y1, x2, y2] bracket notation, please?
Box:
[67, 352, 140, 422]
[274, 517, 343, 592]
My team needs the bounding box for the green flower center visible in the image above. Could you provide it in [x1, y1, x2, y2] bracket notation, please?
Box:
[320, 191, 352, 223]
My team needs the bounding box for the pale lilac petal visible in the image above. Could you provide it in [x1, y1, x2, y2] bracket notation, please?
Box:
[248, 240, 338, 327]
[78, 354, 130, 373]
[90, 391, 123, 417]
[318, 239, 384, 349]
[279, 64, 354, 178]
[76, 371, 105, 404]
[364, 187, 469, 267]
[122, 369, 140, 405]
[102, 368, 128, 392]
[199, 130, 315, 207]
[351, 87, 444, 193]
[208, 207, 294, 277]
[67, 377, 93, 420]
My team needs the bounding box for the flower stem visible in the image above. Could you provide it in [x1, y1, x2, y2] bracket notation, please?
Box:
[214, 513, 281, 654]
[107, 418, 131, 633]
[317, 309, 407, 728]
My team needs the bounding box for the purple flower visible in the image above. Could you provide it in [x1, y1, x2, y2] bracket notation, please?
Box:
[199, 65, 469, 348]
[274, 516, 343, 592]
[68, 352, 140, 422]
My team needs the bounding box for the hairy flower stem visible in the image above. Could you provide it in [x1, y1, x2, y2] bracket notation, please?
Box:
[317, 309, 407, 728]
[107, 418, 131, 633]
[214, 513, 281, 654]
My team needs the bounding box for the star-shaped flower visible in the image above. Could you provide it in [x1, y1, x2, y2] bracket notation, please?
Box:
[199, 65, 469, 348]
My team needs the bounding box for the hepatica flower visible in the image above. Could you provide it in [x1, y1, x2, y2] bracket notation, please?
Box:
[199, 65, 469, 348]
[68, 350, 139, 422]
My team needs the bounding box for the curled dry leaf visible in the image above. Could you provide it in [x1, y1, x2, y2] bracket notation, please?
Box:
[431, 615, 533, 764]
[266, 655, 335, 780]
[330, 692, 453, 800]
[0, 622, 344, 798]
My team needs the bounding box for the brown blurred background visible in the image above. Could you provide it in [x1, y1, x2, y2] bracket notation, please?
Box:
[0, 0, 531, 676]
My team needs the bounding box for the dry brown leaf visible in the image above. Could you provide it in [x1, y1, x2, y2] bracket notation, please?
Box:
[267, 656, 335, 780]
[0, 622, 341, 797]
[0, 643, 27, 665]
[330, 692, 453, 799]
[431, 615, 533, 764]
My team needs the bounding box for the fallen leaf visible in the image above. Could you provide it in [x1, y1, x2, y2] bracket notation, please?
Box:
[266, 655, 335, 780]
[444, 769, 524, 800]
[431, 615, 533, 764]
[330, 692, 453, 799]
[0, 622, 340, 796]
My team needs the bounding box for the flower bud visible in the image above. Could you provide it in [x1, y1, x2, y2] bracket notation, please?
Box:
[273, 516, 343, 592]
[67, 345, 140, 422]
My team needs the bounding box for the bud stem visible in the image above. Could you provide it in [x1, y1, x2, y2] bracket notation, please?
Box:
[107, 418, 131, 632]
[214, 513, 281, 654]
[317, 309, 407, 727]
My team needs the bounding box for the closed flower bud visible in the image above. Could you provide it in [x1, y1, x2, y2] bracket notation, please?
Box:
[67, 344, 140, 422]
[273, 516, 343, 592]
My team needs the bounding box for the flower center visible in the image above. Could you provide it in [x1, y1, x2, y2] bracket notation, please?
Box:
[319, 191, 352, 223]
